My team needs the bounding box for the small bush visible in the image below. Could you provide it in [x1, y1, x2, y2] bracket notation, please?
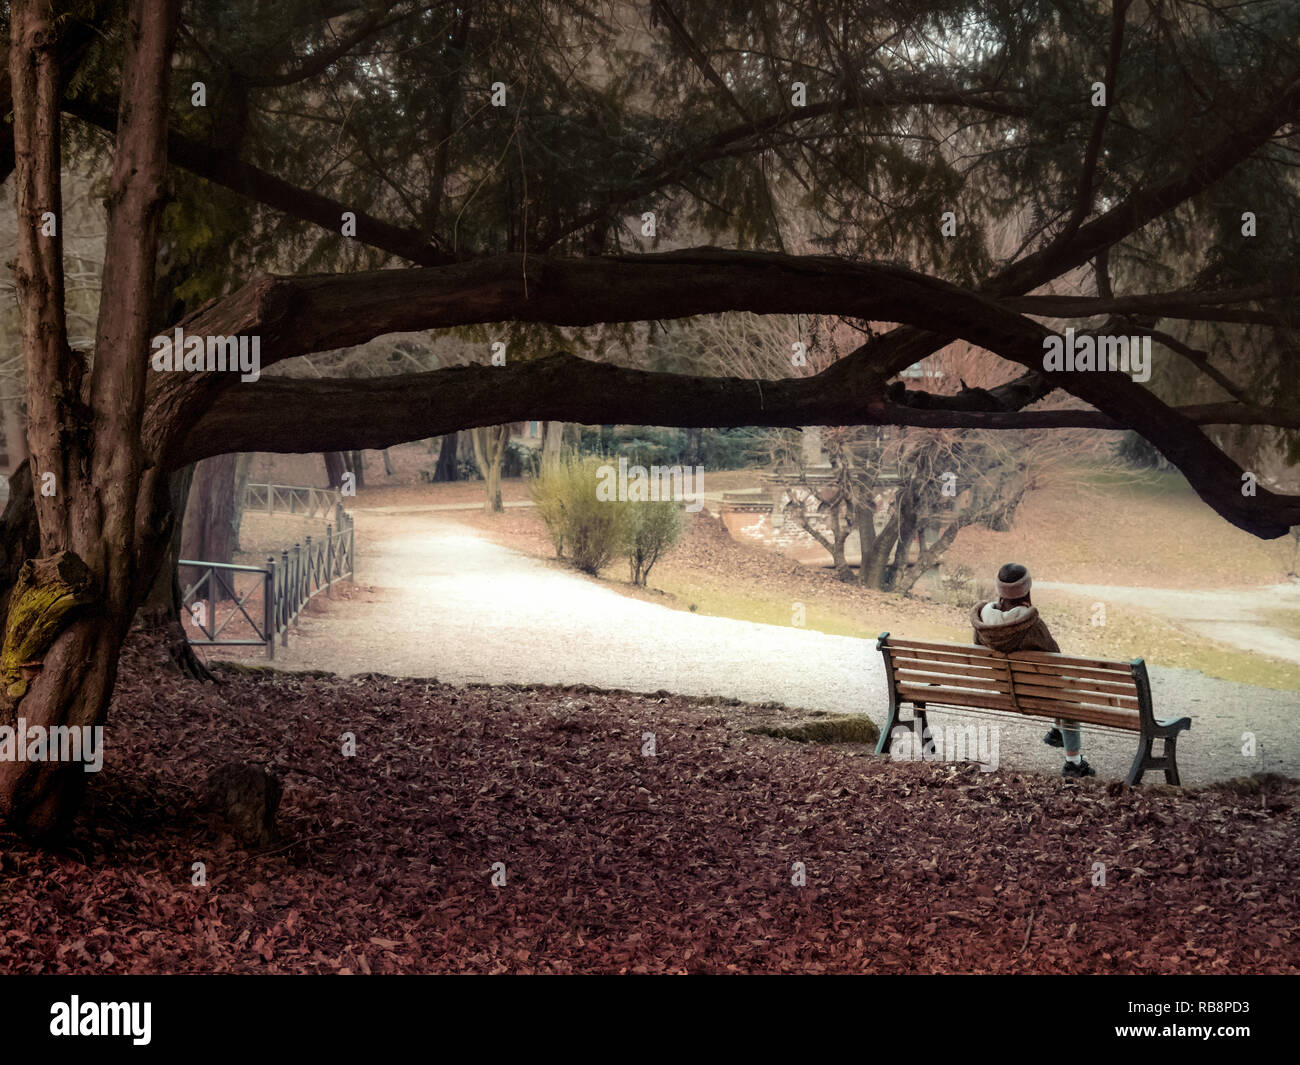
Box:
[625, 501, 682, 586]
[530, 455, 627, 574]
[503, 441, 540, 478]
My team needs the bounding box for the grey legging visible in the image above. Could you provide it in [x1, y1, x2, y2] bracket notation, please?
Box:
[1056, 718, 1082, 755]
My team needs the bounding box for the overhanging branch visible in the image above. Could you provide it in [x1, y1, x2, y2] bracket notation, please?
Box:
[143, 248, 1300, 539]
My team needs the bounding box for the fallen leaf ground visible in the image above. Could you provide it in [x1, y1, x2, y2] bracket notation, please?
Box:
[0, 631, 1295, 974]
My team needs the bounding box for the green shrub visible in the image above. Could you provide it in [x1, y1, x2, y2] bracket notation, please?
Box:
[625, 500, 682, 586]
[530, 455, 628, 574]
[503, 440, 540, 478]
[531, 456, 685, 582]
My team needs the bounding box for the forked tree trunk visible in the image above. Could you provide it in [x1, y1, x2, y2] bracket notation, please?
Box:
[1, 0, 180, 839]
[470, 424, 509, 513]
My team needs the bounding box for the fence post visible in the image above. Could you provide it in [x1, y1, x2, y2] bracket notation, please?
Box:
[264, 558, 276, 660]
[305, 536, 313, 599]
[346, 511, 354, 579]
[280, 549, 290, 646]
[328, 523, 336, 594]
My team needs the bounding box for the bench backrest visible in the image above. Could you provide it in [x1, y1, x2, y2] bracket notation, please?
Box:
[878, 633, 1154, 732]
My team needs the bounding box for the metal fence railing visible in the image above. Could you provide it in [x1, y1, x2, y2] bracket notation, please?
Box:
[180, 502, 355, 659]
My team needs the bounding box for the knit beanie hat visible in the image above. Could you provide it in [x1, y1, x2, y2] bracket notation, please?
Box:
[996, 563, 1031, 599]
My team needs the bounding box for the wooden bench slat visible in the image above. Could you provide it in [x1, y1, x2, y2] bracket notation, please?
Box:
[1007, 659, 1138, 686]
[1012, 696, 1140, 731]
[887, 638, 1001, 657]
[886, 637, 1136, 677]
[889, 653, 1011, 677]
[1002, 668, 1138, 697]
[891, 657, 1010, 680]
[1006, 649, 1136, 673]
[896, 685, 1019, 714]
[894, 668, 1012, 693]
[891, 651, 1130, 691]
[1010, 680, 1138, 709]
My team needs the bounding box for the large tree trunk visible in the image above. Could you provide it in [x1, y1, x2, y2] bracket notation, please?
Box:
[859, 507, 899, 590]
[323, 450, 346, 488]
[2, 398, 26, 473]
[432, 432, 460, 482]
[181, 453, 240, 600]
[542, 420, 564, 468]
[136, 464, 213, 680]
[2, 0, 180, 839]
[230, 452, 252, 551]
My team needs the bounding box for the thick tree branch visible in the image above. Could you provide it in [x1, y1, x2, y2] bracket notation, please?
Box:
[145, 248, 1300, 538]
[1010, 287, 1297, 325]
[187, 364, 1300, 459]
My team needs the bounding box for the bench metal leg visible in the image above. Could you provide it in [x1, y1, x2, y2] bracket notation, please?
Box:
[1163, 735, 1181, 786]
[876, 702, 928, 756]
[1126, 660, 1186, 787]
[1127, 732, 1182, 787]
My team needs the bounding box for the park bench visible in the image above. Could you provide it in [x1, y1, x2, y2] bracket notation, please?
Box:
[874, 633, 1191, 785]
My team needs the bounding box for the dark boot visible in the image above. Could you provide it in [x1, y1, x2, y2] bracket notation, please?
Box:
[1062, 758, 1096, 779]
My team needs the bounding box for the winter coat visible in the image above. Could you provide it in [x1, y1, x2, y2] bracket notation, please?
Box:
[970, 602, 1061, 654]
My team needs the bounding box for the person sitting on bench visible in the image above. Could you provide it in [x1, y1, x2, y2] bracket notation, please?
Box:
[971, 563, 1095, 779]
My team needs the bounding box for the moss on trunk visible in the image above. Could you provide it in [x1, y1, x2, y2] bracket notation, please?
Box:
[1, 551, 95, 707]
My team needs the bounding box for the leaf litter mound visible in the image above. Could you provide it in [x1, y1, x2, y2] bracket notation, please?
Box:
[0, 631, 1295, 974]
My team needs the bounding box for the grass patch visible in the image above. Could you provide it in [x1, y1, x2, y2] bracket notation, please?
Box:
[1262, 608, 1300, 642]
[650, 574, 964, 643]
[747, 713, 881, 745]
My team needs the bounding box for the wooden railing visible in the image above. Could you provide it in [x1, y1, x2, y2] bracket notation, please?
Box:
[245, 482, 343, 518]
[180, 502, 355, 659]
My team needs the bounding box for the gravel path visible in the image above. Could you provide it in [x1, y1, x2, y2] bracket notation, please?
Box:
[250, 508, 1300, 785]
[1037, 579, 1300, 665]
